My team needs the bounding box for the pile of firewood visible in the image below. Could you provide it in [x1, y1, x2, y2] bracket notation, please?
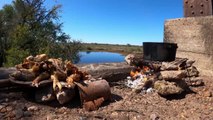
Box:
[125, 54, 203, 96]
[10, 54, 111, 111]
[11, 54, 89, 90]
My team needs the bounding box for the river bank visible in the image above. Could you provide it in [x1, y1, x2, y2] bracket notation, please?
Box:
[81, 43, 143, 55]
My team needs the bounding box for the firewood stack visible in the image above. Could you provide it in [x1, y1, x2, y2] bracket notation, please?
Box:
[125, 54, 203, 96]
[9, 54, 111, 111]
[11, 54, 89, 90]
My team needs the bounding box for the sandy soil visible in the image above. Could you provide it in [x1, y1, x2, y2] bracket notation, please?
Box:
[0, 76, 213, 120]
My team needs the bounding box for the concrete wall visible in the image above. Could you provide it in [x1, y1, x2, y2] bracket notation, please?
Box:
[164, 16, 213, 76]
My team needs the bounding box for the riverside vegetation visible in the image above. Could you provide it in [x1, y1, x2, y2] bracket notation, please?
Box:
[0, 0, 81, 67]
[0, 0, 142, 67]
[82, 43, 143, 55]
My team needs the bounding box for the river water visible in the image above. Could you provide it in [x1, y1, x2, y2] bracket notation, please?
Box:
[77, 51, 125, 64]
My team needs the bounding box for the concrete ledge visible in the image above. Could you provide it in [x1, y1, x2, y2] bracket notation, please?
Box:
[164, 16, 213, 55]
[164, 16, 213, 75]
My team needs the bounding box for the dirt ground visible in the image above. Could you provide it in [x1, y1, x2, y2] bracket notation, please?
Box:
[0, 76, 213, 120]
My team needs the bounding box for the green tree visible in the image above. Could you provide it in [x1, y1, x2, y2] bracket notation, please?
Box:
[0, 0, 81, 67]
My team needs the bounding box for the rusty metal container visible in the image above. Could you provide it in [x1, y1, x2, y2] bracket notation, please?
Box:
[75, 80, 111, 111]
[76, 80, 111, 102]
[184, 0, 213, 17]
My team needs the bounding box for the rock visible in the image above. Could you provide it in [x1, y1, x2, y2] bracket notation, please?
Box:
[186, 66, 199, 77]
[161, 62, 179, 71]
[160, 70, 187, 80]
[131, 115, 144, 120]
[11, 101, 17, 105]
[46, 115, 56, 120]
[6, 106, 13, 112]
[150, 113, 160, 120]
[132, 88, 143, 93]
[0, 107, 7, 113]
[203, 91, 212, 97]
[14, 109, 24, 119]
[0, 113, 3, 118]
[23, 111, 32, 117]
[46, 115, 51, 120]
[57, 107, 67, 114]
[184, 77, 204, 86]
[16, 104, 27, 111]
[169, 79, 188, 90]
[79, 116, 89, 120]
[111, 111, 119, 117]
[125, 54, 135, 65]
[46, 114, 58, 120]
[0, 104, 5, 110]
[5, 98, 9, 102]
[154, 81, 184, 96]
[7, 111, 16, 118]
[27, 106, 39, 111]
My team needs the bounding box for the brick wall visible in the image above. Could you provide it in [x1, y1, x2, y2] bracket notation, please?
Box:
[164, 16, 213, 76]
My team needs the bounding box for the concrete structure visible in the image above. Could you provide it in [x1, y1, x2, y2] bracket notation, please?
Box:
[164, 16, 213, 76]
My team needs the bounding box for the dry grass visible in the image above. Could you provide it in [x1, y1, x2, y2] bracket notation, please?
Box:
[81, 43, 143, 55]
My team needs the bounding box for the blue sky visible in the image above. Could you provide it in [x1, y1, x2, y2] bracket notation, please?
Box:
[0, 0, 183, 45]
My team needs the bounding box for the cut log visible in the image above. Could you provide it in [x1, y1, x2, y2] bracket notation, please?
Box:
[78, 62, 133, 82]
[10, 69, 36, 81]
[160, 70, 187, 80]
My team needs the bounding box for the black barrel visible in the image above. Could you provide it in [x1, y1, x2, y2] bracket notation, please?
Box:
[143, 42, 178, 62]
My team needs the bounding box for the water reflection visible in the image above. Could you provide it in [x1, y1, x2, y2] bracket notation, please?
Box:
[76, 51, 125, 64]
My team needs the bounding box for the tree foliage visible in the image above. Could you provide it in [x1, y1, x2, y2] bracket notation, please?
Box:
[0, 0, 81, 67]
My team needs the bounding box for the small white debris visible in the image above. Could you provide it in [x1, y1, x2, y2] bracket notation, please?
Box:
[126, 74, 147, 89]
[27, 106, 38, 111]
[146, 88, 155, 93]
